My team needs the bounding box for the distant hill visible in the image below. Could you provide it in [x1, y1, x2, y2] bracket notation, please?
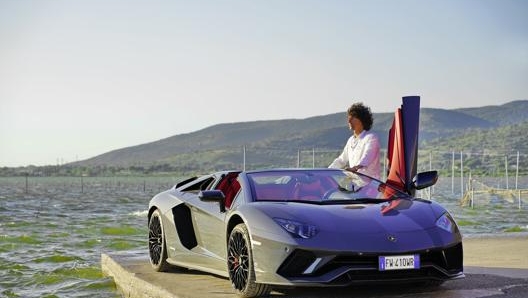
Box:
[456, 100, 528, 126]
[73, 100, 528, 172]
[423, 121, 528, 154]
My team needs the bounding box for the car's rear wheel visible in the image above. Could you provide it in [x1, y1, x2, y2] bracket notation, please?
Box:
[148, 209, 170, 271]
[227, 224, 271, 298]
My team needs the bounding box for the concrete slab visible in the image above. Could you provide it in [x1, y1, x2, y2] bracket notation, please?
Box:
[101, 250, 237, 298]
[101, 250, 528, 298]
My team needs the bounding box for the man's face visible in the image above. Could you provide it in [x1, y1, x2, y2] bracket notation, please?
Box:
[347, 114, 361, 132]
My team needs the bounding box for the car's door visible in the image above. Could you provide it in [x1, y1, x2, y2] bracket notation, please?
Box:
[188, 174, 232, 271]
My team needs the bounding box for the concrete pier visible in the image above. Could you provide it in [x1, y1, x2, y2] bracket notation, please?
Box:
[102, 236, 528, 298]
[101, 250, 237, 298]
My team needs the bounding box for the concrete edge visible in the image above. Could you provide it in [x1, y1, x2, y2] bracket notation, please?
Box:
[101, 253, 179, 298]
[464, 266, 528, 279]
[101, 251, 528, 298]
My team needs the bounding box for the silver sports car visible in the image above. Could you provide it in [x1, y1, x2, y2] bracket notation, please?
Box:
[147, 97, 464, 297]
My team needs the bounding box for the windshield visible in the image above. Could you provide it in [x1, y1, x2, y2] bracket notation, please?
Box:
[247, 169, 409, 203]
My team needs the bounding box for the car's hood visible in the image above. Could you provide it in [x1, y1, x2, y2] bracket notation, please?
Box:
[254, 199, 438, 233]
[251, 199, 453, 252]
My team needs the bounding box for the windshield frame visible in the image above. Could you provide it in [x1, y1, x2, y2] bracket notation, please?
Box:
[245, 169, 411, 204]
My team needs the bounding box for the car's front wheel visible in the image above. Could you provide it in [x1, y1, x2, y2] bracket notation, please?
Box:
[148, 209, 170, 272]
[227, 224, 271, 297]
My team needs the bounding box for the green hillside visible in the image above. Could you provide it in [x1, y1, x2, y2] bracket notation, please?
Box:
[2, 100, 527, 176]
[456, 100, 528, 126]
[423, 121, 528, 153]
[419, 121, 528, 175]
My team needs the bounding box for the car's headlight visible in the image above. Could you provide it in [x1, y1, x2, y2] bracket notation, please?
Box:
[436, 212, 457, 233]
[274, 218, 318, 239]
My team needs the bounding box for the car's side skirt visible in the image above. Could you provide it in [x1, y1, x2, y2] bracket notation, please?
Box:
[166, 258, 230, 279]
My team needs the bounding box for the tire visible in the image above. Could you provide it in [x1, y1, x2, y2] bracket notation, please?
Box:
[148, 209, 171, 272]
[227, 224, 271, 298]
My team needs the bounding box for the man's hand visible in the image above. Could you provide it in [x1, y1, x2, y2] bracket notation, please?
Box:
[347, 165, 363, 172]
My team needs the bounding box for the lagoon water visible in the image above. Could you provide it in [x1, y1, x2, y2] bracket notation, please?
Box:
[1, 176, 527, 297]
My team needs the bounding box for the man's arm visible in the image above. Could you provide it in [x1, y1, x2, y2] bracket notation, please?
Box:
[328, 141, 350, 169]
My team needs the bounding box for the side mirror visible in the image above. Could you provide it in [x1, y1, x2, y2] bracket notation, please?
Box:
[199, 190, 226, 212]
[412, 171, 438, 190]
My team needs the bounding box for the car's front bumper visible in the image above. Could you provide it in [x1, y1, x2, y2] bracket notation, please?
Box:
[251, 234, 464, 287]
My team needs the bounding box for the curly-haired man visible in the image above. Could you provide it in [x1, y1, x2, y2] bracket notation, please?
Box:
[328, 102, 381, 179]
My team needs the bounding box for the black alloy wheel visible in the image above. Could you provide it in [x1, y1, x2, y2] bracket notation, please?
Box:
[227, 224, 270, 298]
[148, 209, 170, 271]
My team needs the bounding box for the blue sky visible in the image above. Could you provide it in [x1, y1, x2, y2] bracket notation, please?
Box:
[1, 0, 527, 167]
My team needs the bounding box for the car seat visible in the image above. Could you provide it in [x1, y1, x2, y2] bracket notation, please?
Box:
[293, 179, 324, 200]
[215, 173, 241, 209]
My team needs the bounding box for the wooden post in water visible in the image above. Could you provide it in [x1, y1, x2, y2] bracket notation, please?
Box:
[451, 151, 455, 194]
[25, 173, 28, 194]
[312, 148, 315, 168]
[460, 151, 464, 196]
[297, 149, 300, 168]
[243, 145, 246, 171]
[505, 155, 509, 190]
[470, 186, 474, 209]
[81, 175, 84, 193]
[515, 151, 519, 190]
[469, 171, 473, 208]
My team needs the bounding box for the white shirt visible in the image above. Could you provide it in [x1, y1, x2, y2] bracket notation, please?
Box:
[328, 130, 381, 179]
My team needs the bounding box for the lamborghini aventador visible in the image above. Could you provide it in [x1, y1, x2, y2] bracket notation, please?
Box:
[147, 96, 464, 297]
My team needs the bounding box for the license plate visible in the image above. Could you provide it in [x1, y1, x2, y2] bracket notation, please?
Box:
[379, 254, 420, 271]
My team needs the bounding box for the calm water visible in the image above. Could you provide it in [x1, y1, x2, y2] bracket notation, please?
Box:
[1, 176, 527, 297]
